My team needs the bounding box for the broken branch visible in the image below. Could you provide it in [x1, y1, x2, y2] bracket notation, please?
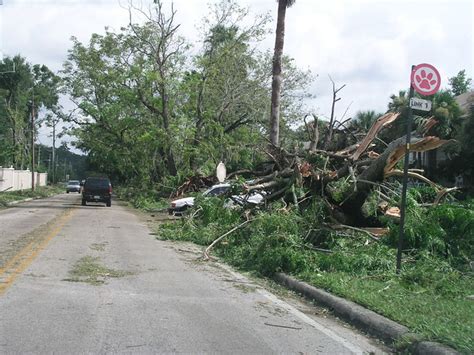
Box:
[203, 219, 252, 260]
[351, 112, 400, 161]
[384, 137, 453, 175]
[384, 169, 440, 190]
[329, 224, 380, 241]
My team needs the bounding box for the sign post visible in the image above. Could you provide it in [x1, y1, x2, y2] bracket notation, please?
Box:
[396, 63, 440, 274]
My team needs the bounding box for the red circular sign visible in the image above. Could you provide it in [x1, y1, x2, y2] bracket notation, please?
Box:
[410, 63, 441, 96]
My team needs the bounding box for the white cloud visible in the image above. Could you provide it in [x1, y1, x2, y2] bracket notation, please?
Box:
[1, 0, 473, 149]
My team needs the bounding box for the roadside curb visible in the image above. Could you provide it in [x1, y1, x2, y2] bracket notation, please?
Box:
[274, 273, 459, 355]
[5, 198, 34, 206]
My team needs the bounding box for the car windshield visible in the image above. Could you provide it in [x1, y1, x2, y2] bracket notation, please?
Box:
[85, 178, 110, 188]
[68, 181, 80, 185]
[203, 185, 230, 197]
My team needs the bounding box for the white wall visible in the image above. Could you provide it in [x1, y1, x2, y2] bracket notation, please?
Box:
[0, 167, 48, 192]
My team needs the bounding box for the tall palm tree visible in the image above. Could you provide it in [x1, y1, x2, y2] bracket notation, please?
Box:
[269, 0, 296, 147]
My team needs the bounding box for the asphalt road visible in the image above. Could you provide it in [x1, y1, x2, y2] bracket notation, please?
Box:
[0, 194, 388, 354]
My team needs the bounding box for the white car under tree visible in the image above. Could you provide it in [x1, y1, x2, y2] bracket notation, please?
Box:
[168, 183, 265, 215]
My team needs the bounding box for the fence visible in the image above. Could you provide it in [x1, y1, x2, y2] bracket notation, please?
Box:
[0, 167, 48, 192]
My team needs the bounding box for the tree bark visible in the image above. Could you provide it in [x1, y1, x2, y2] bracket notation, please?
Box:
[159, 80, 178, 177]
[269, 0, 288, 147]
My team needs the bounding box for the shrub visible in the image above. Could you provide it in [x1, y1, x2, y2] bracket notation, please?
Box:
[386, 200, 474, 270]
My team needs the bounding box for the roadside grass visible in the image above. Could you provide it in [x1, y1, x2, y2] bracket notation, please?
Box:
[115, 186, 169, 212]
[64, 256, 131, 285]
[300, 271, 473, 352]
[157, 197, 474, 353]
[0, 185, 64, 207]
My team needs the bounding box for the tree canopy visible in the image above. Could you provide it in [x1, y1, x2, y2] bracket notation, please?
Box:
[0, 55, 59, 169]
[60, 0, 313, 187]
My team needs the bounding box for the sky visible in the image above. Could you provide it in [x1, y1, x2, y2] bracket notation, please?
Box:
[0, 0, 473, 150]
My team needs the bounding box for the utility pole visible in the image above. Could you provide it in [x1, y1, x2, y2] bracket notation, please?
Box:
[31, 92, 35, 191]
[37, 144, 41, 170]
[52, 121, 56, 184]
[48, 152, 51, 181]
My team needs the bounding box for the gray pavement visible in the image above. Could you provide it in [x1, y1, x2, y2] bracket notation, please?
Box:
[0, 194, 77, 265]
[0, 194, 388, 354]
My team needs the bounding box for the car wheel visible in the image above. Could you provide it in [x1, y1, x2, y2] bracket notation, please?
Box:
[66, 191, 69, 194]
[81, 199, 86, 206]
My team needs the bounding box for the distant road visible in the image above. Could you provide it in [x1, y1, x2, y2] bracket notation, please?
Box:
[0, 194, 387, 354]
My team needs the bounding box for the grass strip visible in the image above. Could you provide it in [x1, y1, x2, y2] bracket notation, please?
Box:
[0, 185, 64, 206]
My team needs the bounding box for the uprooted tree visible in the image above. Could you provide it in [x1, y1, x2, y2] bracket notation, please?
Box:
[177, 110, 455, 241]
[218, 112, 454, 234]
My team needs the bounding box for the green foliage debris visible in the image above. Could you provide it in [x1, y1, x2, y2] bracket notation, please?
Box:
[158, 197, 474, 352]
[64, 256, 132, 286]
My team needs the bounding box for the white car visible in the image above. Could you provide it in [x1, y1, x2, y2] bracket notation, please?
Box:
[168, 183, 265, 215]
[66, 180, 81, 193]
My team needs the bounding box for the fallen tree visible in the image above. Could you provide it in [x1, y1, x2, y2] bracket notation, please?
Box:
[171, 112, 456, 235]
[232, 113, 454, 226]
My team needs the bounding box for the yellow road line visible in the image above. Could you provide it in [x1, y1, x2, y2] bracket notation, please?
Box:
[0, 209, 75, 295]
[0, 209, 76, 276]
[0, 234, 42, 276]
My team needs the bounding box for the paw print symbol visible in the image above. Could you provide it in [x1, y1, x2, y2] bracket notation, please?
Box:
[416, 70, 437, 90]
[411, 64, 440, 96]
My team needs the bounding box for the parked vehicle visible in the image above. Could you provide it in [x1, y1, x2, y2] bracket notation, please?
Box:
[168, 183, 265, 215]
[66, 180, 81, 193]
[81, 177, 112, 207]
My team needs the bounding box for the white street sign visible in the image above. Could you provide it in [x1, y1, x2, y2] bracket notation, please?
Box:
[410, 97, 432, 112]
[216, 161, 226, 182]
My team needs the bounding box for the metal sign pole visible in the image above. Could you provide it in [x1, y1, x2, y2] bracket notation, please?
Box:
[396, 65, 415, 274]
[31, 93, 35, 191]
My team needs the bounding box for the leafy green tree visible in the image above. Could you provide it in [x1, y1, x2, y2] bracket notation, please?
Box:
[126, 0, 189, 177]
[62, 0, 313, 186]
[62, 0, 190, 181]
[62, 31, 157, 183]
[186, 1, 312, 172]
[184, 1, 272, 172]
[0, 56, 59, 169]
[448, 70, 472, 96]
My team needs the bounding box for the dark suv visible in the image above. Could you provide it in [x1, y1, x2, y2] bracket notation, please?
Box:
[81, 177, 112, 207]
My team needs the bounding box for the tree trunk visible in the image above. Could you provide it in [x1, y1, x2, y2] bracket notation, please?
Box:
[269, 0, 287, 147]
[160, 82, 178, 177]
[190, 75, 206, 171]
[10, 126, 16, 167]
